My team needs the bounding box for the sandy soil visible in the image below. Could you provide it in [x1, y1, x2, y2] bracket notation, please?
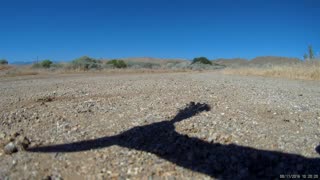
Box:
[1, 72, 320, 179]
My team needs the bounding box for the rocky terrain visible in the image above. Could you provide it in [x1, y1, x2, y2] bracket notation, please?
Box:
[0, 72, 320, 179]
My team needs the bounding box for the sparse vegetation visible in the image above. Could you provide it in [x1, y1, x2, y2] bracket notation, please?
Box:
[70, 56, 102, 70]
[126, 61, 160, 69]
[303, 45, 319, 61]
[50, 63, 64, 69]
[192, 57, 212, 65]
[0, 59, 8, 65]
[32, 60, 53, 68]
[0, 65, 12, 71]
[41, 60, 53, 68]
[107, 59, 127, 68]
[2, 55, 319, 80]
[4, 68, 39, 77]
[223, 62, 320, 80]
[308, 45, 314, 60]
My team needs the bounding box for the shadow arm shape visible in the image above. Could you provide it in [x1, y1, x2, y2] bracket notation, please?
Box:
[27, 102, 211, 153]
[28, 135, 119, 153]
[171, 102, 211, 123]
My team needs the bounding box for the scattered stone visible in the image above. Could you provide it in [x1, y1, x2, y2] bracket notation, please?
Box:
[11, 131, 20, 138]
[36, 96, 55, 103]
[0, 132, 6, 139]
[1, 72, 320, 179]
[42, 175, 63, 180]
[16, 136, 30, 150]
[4, 142, 18, 154]
[283, 119, 290, 123]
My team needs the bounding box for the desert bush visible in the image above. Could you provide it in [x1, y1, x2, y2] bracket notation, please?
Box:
[192, 57, 212, 65]
[40, 60, 53, 68]
[126, 61, 160, 69]
[189, 62, 223, 70]
[308, 45, 315, 59]
[0, 59, 8, 65]
[70, 56, 102, 70]
[32, 59, 53, 68]
[107, 59, 127, 68]
[166, 61, 191, 69]
[303, 45, 320, 61]
[165, 60, 224, 70]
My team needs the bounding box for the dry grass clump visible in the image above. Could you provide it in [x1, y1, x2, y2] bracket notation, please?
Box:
[0, 66, 40, 77]
[0, 65, 13, 71]
[223, 62, 320, 80]
[4, 70, 39, 77]
[59, 68, 190, 75]
[0, 65, 191, 78]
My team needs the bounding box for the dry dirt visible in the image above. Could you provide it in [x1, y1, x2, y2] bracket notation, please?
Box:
[0, 72, 320, 179]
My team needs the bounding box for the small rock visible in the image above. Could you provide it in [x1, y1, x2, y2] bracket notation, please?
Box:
[220, 135, 232, 143]
[0, 132, 6, 139]
[207, 137, 214, 143]
[101, 168, 106, 173]
[43, 175, 63, 180]
[211, 133, 220, 141]
[42, 176, 51, 180]
[12, 159, 17, 166]
[4, 142, 18, 154]
[11, 131, 20, 138]
[16, 136, 30, 150]
[283, 119, 290, 123]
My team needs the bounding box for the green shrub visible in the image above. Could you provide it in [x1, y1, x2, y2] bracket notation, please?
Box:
[192, 57, 212, 65]
[107, 59, 127, 68]
[70, 56, 102, 70]
[308, 45, 314, 59]
[41, 60, 53, 68]
[32, 59, 53, 68]
[0, 59, 8, 65]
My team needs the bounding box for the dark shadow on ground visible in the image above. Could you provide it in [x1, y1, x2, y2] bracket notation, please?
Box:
[27, 102, 320, 179]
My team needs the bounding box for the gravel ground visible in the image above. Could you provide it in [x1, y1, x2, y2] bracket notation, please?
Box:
[0, 72, 320, 179]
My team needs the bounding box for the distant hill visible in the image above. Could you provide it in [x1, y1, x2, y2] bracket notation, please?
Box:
[212, 58, 248, 67]
[10, 61, 34, 65]
[213, 56, 302, 67]
[121, 57, 186, 64]
[249, 56, 301, 66]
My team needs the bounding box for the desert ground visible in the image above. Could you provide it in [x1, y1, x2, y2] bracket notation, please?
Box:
[1, 72, 320, 179]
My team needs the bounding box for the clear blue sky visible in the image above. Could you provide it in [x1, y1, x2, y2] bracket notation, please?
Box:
[0, 0, 319, 62]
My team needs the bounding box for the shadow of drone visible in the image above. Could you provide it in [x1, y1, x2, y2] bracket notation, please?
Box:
[28, 102, 320, 179]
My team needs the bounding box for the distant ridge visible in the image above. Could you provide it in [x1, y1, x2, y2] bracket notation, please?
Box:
[213, 58, 248, 67]
[250, 56, 301, 65]
[122, 57, 186, 62]
[213, 56, 301, 67]
[104, 57, 187, 65]
[9, 61, 34, 65]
